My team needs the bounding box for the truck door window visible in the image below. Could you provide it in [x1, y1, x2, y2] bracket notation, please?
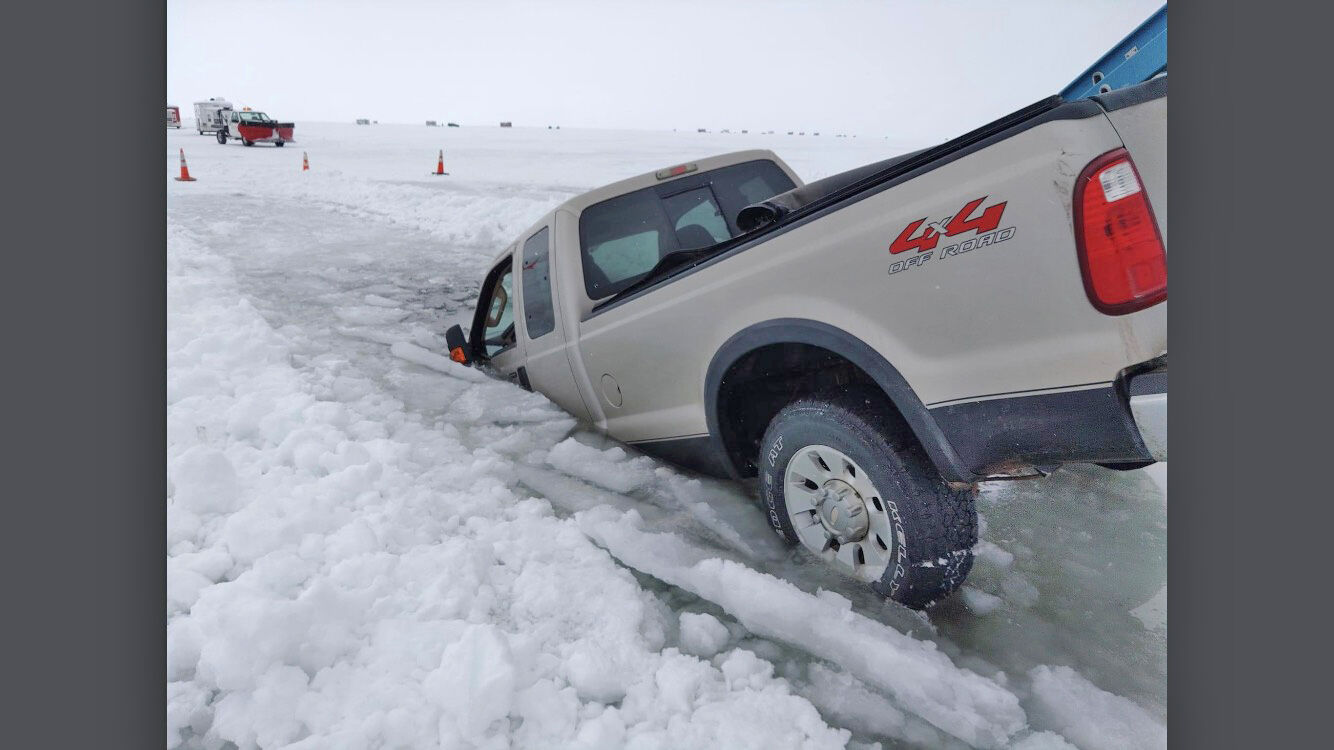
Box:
[520, 227, 555, 339]
[481, 263, 516, 357]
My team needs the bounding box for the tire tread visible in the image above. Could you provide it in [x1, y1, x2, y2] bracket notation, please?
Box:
[760, 387, 977, 609]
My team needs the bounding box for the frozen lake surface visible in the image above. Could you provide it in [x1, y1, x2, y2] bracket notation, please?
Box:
[166, 123, 1165, 750]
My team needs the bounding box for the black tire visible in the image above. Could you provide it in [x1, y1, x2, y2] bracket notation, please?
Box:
[243, 139, 253, 147]
[275, 140, 285, 147]
[758, 388, 977, 609]
[216, 130, 227, 144]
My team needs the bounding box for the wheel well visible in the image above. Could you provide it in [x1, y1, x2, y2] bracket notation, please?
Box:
[715, 343, 913, 477]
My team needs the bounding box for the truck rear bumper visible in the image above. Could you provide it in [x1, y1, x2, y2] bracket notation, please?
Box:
[1126, 364, 1167, 461]
[925, 355, 1166, 478]
[1129, 393, 1166, 460]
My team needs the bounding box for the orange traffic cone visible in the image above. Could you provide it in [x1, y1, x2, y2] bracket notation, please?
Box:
[174, 148, 196, 182]
[302, 152, 309, 171]
[431, 149, 448, 176]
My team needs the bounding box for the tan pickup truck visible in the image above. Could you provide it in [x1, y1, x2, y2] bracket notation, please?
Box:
[445, 77, 1167, 609]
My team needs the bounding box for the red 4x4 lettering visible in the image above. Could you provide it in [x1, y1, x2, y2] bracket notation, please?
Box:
[890, 196, 1007, 254]
[943, 196, 1007, 237]
[889, 218, 939, 255]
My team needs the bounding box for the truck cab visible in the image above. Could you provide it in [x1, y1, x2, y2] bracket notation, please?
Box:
[453, 150, 801, 429]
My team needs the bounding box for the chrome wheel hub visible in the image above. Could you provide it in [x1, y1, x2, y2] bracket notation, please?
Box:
[783, 444, 896, 583]
[813, 479, 869, 543]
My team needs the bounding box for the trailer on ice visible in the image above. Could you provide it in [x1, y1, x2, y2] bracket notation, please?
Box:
[193, 98, 233, 135]
[166, 105, 181, 128]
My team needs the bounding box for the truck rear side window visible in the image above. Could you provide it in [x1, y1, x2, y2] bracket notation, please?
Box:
[520, 227, 555, 339]
[662, 188, 729, 248]
[580, 189, 676, 299]
[579, 159, 795, 299]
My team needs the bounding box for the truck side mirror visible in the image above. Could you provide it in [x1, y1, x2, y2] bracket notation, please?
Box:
[445, 324, 471, 365]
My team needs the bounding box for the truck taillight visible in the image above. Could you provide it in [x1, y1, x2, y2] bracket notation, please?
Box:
[1073, 148, 1166, 315]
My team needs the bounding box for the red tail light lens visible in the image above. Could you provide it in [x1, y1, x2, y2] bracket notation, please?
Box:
[1074, 148, 1166, 314]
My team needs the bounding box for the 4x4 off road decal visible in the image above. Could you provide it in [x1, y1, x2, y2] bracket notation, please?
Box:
[887, 196, 1017, 276]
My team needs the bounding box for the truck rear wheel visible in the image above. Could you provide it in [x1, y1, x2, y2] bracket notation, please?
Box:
[242, 138, 253, 147]
[275, 140, 285, 147]
[216, 130, 227, 144]
[758, 388, 977, 609]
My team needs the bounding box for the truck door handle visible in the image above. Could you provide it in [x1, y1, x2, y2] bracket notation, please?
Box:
[511, 366, 532, 392]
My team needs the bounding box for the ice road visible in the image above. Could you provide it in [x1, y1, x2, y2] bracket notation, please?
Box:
[166, 123, 1166, 750]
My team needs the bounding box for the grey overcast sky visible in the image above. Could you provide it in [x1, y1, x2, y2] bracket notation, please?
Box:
[168, 0, 1162, 142]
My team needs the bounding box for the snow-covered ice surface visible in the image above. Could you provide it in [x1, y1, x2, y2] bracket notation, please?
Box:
[167, 124, 1166, 749]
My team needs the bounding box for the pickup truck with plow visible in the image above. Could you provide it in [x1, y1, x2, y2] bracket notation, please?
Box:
[216, 108, 295, 147]
[443, 33, 1167, 610]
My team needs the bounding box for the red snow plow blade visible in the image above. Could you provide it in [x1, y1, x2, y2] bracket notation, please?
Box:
[238, 122, 296, 144]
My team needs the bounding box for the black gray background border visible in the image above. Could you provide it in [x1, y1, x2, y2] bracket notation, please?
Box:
[3, 1, 1327, 747]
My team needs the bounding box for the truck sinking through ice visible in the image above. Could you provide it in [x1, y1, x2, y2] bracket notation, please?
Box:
[440, 7, 1169, 610]
[440, 74, 1168, 610]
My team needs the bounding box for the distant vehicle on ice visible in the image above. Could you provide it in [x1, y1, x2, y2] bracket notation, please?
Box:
[447, 122, 460, 127]
[499, 121, 513, 128]
[193, 98, 233, 135]
[166, 105, 181, 128]
[216, 108, 295, 147]
[356, 118, 371, 125]
[426, 120, 438, 126]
